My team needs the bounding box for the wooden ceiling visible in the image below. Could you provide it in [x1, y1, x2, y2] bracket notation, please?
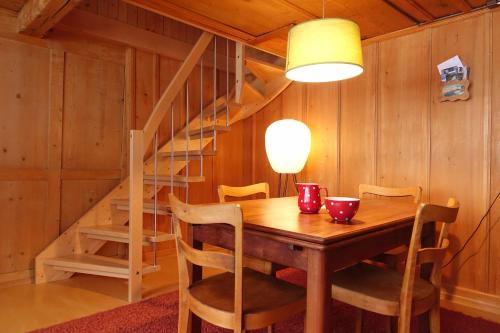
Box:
[121, 0, 488, 56]
[0, 0, 489, 57]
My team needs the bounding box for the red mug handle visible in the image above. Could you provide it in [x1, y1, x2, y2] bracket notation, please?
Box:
[320, 187, 329, 207]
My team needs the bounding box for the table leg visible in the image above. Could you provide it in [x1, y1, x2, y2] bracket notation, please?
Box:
[188, 228, 203, 333]
[419, 222, 436, 333]
[306, 248, 333, 333]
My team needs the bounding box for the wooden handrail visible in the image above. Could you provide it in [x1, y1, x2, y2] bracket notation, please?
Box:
[142, 31, 214, 151]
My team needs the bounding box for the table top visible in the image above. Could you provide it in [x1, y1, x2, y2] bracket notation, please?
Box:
[234, 196, 418, 245]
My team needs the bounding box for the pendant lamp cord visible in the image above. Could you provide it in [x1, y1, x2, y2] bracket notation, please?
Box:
[322, 0, 325, 18]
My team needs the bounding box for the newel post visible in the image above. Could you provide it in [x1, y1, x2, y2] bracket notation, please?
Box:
[129, 129, 144, 302]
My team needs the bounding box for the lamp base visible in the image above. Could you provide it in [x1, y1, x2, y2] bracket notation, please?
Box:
[277, 173, 298, 197]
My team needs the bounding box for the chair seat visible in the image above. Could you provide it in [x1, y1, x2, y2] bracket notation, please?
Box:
[331, 263, 437, 316]
[189, 267, 306, 329]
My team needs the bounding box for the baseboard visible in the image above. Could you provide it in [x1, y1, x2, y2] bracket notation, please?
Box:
[0, 269, 33, 289]
[441, 284, 500, 324]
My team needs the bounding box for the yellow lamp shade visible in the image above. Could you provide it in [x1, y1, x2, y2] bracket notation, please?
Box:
[286, 18, 364, 82]
[265, 119, 311, 174]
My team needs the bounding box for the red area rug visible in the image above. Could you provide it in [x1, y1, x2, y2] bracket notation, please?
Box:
[33, 269, 500, 333]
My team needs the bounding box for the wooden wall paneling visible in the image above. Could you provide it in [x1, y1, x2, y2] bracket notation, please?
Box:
[490, 10, 500, 295]
[430, 15, 490, 292]
[122, 47, 135, 179]
[252, 96, 283, 197]
[339, 43, 378, 197]
[60, 179, 119, 232]
[134, 49, 155, 130]
[62, 53, 125, 171]
[46, 49, 65, 245]
[377, 30, 431, 200]
[0, 181, 48, 273]
[0, 40, 50, 169]
[304, 82, 340, 195]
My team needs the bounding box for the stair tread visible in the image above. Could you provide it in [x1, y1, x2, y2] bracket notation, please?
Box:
[157, 150, 216, 157]
[80, 224, 174, 243]
[45, 254, 159, 278]
[189, 125, 230, 138]
[144, 175, 205, 182]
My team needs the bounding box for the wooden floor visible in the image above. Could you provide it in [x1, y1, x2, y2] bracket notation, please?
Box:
[0, 254, 182, 333]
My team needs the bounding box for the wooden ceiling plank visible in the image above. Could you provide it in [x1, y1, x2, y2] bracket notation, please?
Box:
[18, 0, 82, 37]
[450, 0, 474, 12]
[385, 0, 435, 22]
[122, 0, 255, 42]
[251, 24, 293, 46]
[271, 0, 317, 19]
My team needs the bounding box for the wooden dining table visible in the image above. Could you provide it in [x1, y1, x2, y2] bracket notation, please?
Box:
[188, 196, 435, 333]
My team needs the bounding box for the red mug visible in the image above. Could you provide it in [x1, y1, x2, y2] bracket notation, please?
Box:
[297, 183, 328, 214]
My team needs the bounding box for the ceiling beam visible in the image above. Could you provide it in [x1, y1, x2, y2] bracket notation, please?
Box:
[122, 0, 255, 42]
[251, 24, 293, 46]
[450, 0, 474, 12]
[384, 0, 435, 23]
[18, 0, 82, 37]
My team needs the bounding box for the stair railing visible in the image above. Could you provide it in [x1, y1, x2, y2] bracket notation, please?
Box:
[128, 32, 214, 302]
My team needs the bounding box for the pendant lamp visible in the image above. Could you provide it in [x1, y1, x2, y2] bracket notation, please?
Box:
[285, 17, 364, 83]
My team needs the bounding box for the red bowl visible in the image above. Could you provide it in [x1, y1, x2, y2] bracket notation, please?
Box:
[324, 197, 360, 221]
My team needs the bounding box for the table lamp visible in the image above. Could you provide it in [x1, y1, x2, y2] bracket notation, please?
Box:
[265, 119, 311, 197]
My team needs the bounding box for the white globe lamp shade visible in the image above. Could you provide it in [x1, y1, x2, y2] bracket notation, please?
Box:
[265, 119, 311, 174]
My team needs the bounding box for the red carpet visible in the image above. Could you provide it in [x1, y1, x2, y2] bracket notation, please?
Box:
[33, 269, 500, 333]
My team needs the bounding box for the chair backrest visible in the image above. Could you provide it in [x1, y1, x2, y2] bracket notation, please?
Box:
[358, 184, 423, 204]
[218, 182, 270, 203]
[168, 193, 244, 327]
[399, 198, 459, 328]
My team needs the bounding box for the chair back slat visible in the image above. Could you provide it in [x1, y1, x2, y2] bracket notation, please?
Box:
[178, 238, 235, 272]
[359, 184, 423, 203]
[218, 183, 270, 203]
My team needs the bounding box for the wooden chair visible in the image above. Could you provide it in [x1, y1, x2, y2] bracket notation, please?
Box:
[331, 198, 459, 333]
[169, 193, 306, 333]
[218, 182, 270, 202]
[218, 182, 275, 274]
[359, 184, 423, 269]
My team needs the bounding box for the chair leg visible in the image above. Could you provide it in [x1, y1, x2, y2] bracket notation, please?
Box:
[177, 304, 189, 333]
[429, 303, 440, 333]
[355, 308, 363, 333]
[267, 324, 275, 333]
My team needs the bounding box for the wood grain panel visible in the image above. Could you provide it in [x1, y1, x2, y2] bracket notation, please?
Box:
[339, 43, 378, 197]
[62, 53, 125, 170]
[490, 10, 500, 295]
[0, 181, 48, 273]
[0, 0, 26, 12]
[305, 82, 340, 195]
[60, 180, 119, 232]
[377, 30, 430, 199]
[430, 15, 489, 291]
[0, 39, 50, 169]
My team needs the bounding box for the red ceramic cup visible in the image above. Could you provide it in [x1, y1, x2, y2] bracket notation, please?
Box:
[297, 183, 328, 214]
[324, 197, 360, 222]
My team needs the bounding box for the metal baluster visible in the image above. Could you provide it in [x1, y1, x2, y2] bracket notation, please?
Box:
[185, 80, 189, 203]
[226, 38, 229, 127]
[213, 37, 217, 151]
[200, 57, 204, 177]
[170, 105, 174, 234]
[153, 131, 158, 267]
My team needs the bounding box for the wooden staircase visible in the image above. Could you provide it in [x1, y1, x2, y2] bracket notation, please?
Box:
[34, 32, 291, 302]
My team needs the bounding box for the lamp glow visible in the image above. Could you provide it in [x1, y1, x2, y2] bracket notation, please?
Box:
[286, 18, 364, 83]
[265, 119, 311, 174]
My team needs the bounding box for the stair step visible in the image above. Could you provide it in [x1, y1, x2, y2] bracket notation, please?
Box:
[189, 125, 231, 139]
[111, 198, 171, 215]
[201, 101, 228, 119]
[80, 224, 174, 243]
[157, 150, 216, 160]
[44, 254, 160, 279]
[143, 175, 205, 187]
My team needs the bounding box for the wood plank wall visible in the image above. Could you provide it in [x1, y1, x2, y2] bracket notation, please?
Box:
[0, 2, 243, 286]
[246, 11, 500, 304]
